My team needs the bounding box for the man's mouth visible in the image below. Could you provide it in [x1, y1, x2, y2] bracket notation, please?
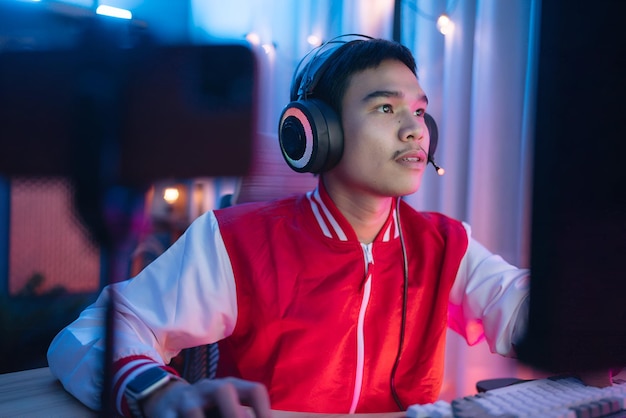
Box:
[399, 156, 422, 162]
[394, 149, 428, 164]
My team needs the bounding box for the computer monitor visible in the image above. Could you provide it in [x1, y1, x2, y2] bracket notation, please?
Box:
[0, 1, 256, 249]
[0, 3, 256, 409]
[0, 1, 256, 185]
[516, 0, 626, 373]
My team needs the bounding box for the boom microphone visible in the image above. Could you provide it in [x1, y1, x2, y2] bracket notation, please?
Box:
[428, 156, 445, 176]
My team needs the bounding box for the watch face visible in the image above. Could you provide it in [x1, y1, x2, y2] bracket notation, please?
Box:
[126, 367, 170, 397]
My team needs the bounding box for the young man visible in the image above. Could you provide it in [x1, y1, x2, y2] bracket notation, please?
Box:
[48, 36, 530, 417]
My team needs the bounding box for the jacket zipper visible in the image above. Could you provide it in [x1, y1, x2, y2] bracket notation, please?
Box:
[349, 243, 374, 413]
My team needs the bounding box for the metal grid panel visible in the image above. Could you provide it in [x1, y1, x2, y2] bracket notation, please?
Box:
[9, 177, 100, 295]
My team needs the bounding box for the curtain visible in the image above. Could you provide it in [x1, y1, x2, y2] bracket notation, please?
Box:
[401, 0, 543, 400]
[190, 0, 541, 402]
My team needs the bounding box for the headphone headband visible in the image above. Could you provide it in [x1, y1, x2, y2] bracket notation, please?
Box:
[291, 34, 374, 102]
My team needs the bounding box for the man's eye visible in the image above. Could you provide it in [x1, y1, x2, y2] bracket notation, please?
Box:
[414, 108, 425, 117]
[378, 104, 393, 113]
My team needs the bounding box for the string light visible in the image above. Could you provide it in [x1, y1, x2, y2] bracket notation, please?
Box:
[245, 32, 275, 55]
[261, 43, 274, 54]
[245, 32, 261, 46]
[405, 0, 458, 36]
[306, 35, 323, 47]
[436, 13, 454, 35]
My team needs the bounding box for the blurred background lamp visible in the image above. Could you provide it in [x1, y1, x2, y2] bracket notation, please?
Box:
[163, 187, 180, 205]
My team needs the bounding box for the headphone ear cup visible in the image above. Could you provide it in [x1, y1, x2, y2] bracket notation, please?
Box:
[278, 99, 343, 173]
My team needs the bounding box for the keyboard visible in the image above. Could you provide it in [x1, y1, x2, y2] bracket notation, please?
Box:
[407, 376, 626, 418]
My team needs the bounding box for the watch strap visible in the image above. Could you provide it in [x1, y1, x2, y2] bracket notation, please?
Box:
[124, 367, 173, 418]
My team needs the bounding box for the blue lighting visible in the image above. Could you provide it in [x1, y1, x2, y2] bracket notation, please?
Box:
[96, 5, 132, 20]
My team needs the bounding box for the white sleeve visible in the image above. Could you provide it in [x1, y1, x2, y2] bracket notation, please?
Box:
[46, 211, 238, 410]
[448, 222, 530, 357]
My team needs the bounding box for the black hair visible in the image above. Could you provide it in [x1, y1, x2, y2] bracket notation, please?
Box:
[294, 38, 417, 117]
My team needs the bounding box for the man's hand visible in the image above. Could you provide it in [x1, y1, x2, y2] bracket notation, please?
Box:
[577, 368, 624, 388]
[141, 377, 272, 418]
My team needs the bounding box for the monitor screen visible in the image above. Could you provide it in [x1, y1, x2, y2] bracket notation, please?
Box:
[0, 1, 256, 185]
[516, 0, 626, 373]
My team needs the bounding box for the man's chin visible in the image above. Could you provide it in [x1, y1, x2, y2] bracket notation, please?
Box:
[391, 184, 421, 198]
[403, 180, 422, 195]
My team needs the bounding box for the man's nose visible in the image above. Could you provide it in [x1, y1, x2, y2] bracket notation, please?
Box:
[399, 114, 425, 142]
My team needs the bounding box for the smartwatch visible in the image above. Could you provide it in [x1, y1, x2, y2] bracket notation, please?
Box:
[124, 367, 172, 418]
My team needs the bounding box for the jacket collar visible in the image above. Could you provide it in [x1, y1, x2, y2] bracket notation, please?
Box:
[305, 179, 400, 243]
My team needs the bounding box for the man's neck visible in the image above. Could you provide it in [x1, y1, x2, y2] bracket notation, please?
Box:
[322, 178, 393, 244]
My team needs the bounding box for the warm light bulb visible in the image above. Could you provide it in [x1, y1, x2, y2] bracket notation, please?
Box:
[307, 35, 323, 47]
[436, 14, 454, 35]
[261, 43, 274, 54]
[245, 32, 261, 45]
[163, 187, 180, 204]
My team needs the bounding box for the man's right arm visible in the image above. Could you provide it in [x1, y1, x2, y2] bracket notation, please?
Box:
[47, 211, 242, 415]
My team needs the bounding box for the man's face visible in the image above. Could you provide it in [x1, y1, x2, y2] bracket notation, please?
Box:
[326, 59, 430, 199]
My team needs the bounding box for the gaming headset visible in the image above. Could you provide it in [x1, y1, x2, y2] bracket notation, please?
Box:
[278, 34, 444, 175]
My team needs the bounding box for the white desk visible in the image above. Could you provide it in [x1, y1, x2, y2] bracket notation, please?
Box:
[0, 367, 405, 418]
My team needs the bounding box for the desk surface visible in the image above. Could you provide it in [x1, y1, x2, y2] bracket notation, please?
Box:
[0, 367, 406, 418]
